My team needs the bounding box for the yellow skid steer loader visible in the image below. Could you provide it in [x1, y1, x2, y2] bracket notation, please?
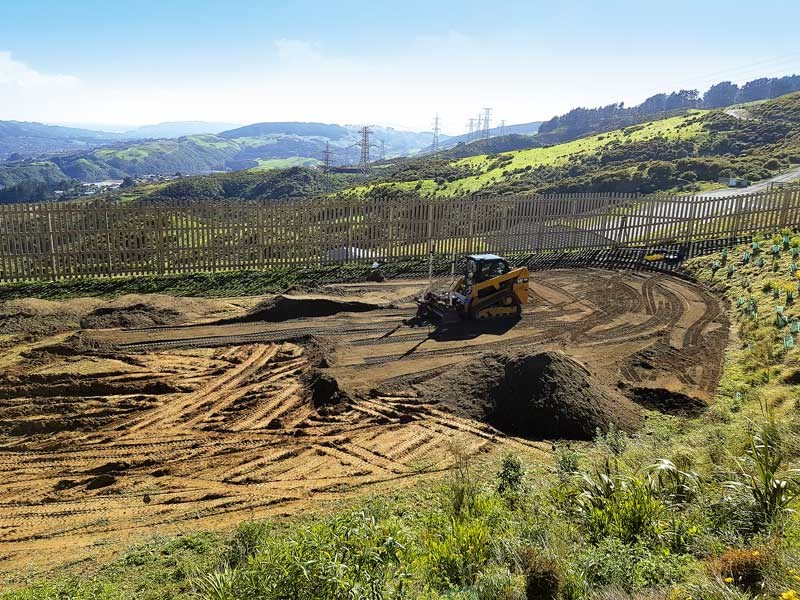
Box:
[415, 254, 529, 324]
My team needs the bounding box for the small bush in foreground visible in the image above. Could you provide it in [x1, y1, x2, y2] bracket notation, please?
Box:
[422, 517, 493, 591]
[710, 547, 770, 592]
[199, 510, 408, 600]
[577, 463, 665, 544]
[727, 421, 800, 531]
[497, 453, 526, 507]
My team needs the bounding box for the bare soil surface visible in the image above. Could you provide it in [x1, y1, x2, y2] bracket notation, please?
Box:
[219, 294, 386, 324]
[0, 270, 728, 573]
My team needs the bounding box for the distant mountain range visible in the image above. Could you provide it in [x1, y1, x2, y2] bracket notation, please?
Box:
[0, 121, 245, 161]
[3, 71, 799, 192]
[123, 121, 242, 139]
[0, 121, 122, 160]
[0, 121, 445, 187]
[0, 118, 542, 190]
[432, 121, 542, 151]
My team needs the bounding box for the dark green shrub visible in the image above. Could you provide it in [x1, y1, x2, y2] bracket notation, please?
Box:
[727, 422, 799, 529]
[497, 453, 525, 497]
[578, 538, 693, 591]
[198, 510, 407, 600]
[554, 444, 580, 479]
[444, 443, 481, 519]
[223, 520, 272, 567]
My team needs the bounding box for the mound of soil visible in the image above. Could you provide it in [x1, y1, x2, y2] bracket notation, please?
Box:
[0, 298, 100, 337]
[302, 369, 350, 408]
[417, 351, 641, 440]
[27, 331, 122, 358]
[628, 386, 707, 417]
[85, 474, 116, 490]
[80, 303, 184, 329]
[226, 295, 383, 324]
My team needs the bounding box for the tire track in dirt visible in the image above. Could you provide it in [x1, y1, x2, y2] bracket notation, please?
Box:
[0, 270, 729, 572]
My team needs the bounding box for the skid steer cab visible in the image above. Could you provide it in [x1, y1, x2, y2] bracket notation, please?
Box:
[415, 254, 529, 324]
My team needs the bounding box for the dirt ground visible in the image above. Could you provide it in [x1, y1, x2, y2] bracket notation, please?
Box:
[0, 270, 728, 575]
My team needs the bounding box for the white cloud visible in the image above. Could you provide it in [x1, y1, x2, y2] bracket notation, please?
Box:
[0, 51, 80, 88]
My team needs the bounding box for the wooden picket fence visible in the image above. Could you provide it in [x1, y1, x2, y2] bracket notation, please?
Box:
[1, 188, 799, 282]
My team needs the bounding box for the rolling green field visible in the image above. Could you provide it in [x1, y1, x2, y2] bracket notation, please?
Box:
[252, 157, 321, 170]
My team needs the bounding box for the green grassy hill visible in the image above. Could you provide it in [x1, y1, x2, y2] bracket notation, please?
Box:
[54, 134, 244, 180]
[120, 166, 362, 204]
[0, 123, 433, 189]
[349, 93, 800, 199]
[0, 160, 70, 188]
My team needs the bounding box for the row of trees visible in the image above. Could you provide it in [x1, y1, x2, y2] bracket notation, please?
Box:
[0, 179, 80, 203]
[538, 75, 800, 143]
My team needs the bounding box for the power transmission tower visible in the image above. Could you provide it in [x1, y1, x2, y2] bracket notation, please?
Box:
[482, 107, 492, 139]
[431, 113, 441, 153]
[475, 113, 483, 140]
[355, 125, 377, 174]
[379, 139, 385, 161]
[466, 118, 476, 142]
[322, 141, 332, 173]
[499, 119, 506, 137]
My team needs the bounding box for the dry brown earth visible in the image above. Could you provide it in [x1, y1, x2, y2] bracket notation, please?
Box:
[0, 270, 728, 572]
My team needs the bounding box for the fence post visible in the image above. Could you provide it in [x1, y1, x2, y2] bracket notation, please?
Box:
[567, 196, 578, 248]
[426, 197, 436, 287]
[504, 200, 513, 254]
[156, 209, 166, 275]
[781, 189, 792, 229]
[46, 208, 58, 281]
[347, 200, 354, 262]
[536, 198, 546, 251]
[684, 198, 697, 254]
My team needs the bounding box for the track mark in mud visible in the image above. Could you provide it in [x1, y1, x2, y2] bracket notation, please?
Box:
[0, 270, 729, 572]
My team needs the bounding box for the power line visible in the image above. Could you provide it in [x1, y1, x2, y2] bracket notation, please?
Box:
[432, 113, 441, 153]
[322, 141, 332, 173]
[466, 118, 476, 142]
[482, 107, 492, 140]
[629, 53, 800, 107]
[355, 125, 377, 174]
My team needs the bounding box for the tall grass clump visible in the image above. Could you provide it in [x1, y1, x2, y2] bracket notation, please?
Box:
[197, 510, 409, 600]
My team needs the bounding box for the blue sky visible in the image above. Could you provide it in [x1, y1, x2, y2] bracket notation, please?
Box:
[1, 0, 798, 133]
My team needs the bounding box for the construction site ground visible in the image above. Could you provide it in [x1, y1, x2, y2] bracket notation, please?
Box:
[0, 269, 729, 575]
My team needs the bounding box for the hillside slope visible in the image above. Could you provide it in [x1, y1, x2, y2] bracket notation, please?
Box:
[537, 73, 800, 145]
[351, 92, 800, 198]
[0, 121, 123, 161]
[0, 122, 436, 187]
